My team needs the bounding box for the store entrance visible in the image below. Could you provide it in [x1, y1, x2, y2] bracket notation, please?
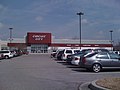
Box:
[31, 44, 48, 53]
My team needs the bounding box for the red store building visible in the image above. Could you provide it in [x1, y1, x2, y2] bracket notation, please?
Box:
[8, 32, 112, 53]
[26, 32, 52, 53]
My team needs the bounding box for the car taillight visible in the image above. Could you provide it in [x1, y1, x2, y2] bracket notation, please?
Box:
[67, 55, 71, 58]
[1, 54, 3, 57]
[74, 57, 79, 60]
[82, 57, 86, 63]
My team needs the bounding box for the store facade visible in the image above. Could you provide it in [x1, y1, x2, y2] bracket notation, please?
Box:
[6, 32, 112, 53]
[26, 32, 51, 53]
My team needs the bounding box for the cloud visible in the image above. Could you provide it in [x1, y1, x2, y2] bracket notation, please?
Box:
[94, 31, 106, 39]
[0, 4, 4, 9]
[91, 0, 120, 8]
[82, 19, 89, 24]
[118, 29, 120, 32]
[0, 22, 4, 28]
[35, 16, 43, 21]
[26, 1, 57, 15]
[0, 0, 120, 41]
[0, 4, 7, 12]
[98, 31, 104, 35]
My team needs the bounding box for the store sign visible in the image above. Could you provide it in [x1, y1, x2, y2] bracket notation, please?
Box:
[32, 35, 46, 41]
[27, 32, 51, 44]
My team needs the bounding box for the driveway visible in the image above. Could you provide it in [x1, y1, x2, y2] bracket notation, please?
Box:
[0, 54, 119, 90]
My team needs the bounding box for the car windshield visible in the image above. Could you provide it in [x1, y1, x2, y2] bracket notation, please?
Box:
[73, 52, 84, 56]
[81, 49, 92, 54]
[66, 50, 72, 53]
[74, 50, 81, 54]
[94, 49, 109, 53]
[59, 50, 64, 54]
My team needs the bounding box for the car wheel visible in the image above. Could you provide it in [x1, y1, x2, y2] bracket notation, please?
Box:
[5, 55, 9, 59]
[92, 64, 101, 73]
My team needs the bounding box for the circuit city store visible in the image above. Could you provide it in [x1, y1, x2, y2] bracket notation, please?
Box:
[25, 32, 112, 53]
[26, 32, 51, 53]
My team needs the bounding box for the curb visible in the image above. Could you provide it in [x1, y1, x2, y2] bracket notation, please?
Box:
[89, 80, 110, 90]
[79, 82, 91, 90]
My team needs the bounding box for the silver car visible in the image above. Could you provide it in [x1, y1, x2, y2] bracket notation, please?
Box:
[79, 52, 120, 72]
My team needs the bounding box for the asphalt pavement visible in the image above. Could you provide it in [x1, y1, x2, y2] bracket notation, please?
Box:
[0, 54, 119, 90]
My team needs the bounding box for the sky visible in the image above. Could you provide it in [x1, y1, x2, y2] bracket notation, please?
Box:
[0, 0, 120, 44]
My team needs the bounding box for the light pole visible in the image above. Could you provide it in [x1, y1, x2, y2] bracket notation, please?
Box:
[9, 27, 13, 50]
[77, 12, 84, 49]
[110, 30, 113, 51]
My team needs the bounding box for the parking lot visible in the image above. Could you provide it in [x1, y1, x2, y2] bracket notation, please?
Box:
[0, 54, 120, 90]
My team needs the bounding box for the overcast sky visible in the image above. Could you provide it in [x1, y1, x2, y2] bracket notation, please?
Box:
[0, 0, 120, 43]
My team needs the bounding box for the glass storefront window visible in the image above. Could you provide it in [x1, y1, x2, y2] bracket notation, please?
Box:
[31, 44, 48, 53]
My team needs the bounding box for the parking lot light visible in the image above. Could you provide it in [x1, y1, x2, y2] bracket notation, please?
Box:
[109, 30, 113, 51]
[77, 12, 84, 49]
[9, 27, 13, 50]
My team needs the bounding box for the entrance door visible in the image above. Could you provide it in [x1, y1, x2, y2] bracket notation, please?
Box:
[31, 44, 48, 53]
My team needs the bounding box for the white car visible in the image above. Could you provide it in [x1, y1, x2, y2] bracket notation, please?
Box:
[0, 50, 14, 59]
[61, 49, 80, 60]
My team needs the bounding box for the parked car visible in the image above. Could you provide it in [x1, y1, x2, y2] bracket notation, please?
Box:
[79, 52, 120, 72]
[113, 51, 120, 55]
[68, 49, 93, 65]
[0, 53, 4, 60]
[66, 52, 83, 64]
[71, 52, 84, 65]
[67, 49, 109, 65]
[71, 51, 94, 66]
[0, 50, 14, 59]
[81, 49, 93, 53]
[22, 50, 29, 55]
[61, 49, 81, 61]
[56, 50, 64, 60]
[93, 49, 109, 53]
[50, 50, 57, 58]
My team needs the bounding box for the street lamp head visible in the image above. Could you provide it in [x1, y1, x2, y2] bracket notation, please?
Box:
[9, 28, 13, 30]
[77, 12, 84, 15]
[110, 30, 113, 33]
